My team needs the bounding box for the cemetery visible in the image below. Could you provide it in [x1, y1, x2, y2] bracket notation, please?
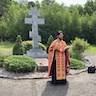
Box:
[0, 0, 96, 96]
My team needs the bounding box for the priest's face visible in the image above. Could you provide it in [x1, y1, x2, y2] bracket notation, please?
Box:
[58, 33, 63, 40]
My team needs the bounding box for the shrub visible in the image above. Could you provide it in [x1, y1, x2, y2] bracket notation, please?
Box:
[4, 55, 37, 73]
[47, 35, 54, 53]
[39, 43, 46, 51]
[71, 37, 89, 60]
[0, 56, 5, 67]
[22, 41, 32, 52]
[13, 35, 25, 55]
[70, 58, 85, 69]
[70, 48, 82, 60]
[22, 40, 46, 53]
[72, 37, 89, 52]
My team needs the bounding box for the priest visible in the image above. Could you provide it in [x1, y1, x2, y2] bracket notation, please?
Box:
[48, 31, 70, 84]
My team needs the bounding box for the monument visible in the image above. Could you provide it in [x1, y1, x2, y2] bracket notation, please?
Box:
[25, 7, 47, 58]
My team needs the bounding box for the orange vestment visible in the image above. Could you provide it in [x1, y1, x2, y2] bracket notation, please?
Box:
[48, 39, 70, 80]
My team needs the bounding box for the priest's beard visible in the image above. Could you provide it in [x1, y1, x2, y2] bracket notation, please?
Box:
[59, 38, 63, 40]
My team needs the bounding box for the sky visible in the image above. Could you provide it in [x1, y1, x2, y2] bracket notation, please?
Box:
[17, 0, 87, 6]
[28, 0, 87, 6]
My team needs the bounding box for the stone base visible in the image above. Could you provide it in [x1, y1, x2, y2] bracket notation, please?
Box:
[35, 58, 48, 72]
[26, 48, 48, 58]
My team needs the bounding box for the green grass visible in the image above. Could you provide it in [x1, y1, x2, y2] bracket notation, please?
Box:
[85, 45, 96, 55]
[0, 42, 14, 56]
[0, 42, 14, 48]
[70, 58, 86, 70]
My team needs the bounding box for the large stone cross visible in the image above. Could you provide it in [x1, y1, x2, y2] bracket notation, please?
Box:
[25, 7, 44, 48]
[25, 7, 47, 58]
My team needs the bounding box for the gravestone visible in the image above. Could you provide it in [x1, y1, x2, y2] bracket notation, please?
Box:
[25, 7, 47, 58]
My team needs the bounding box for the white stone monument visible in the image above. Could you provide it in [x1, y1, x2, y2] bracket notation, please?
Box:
[25, 7, 47, 58]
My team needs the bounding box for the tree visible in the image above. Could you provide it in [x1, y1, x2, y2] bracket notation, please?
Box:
[84, 0, 96, 15]
[0, 17, 7, 41]
[40, 3, 68, 43]
[6, 1, 29, 41]
[47, 35, 54, 53]
[80, 15, 91, 43]
[90, 13, 96, 44]
[69, 11, 81, 40]
[35, 0, 40, 8]
[13, 35, 25, 55]
[42, 0, 55, 5]
[0, 0, 96, 45]
[0, 0, 11, 17]
[77, 5, 85, 15]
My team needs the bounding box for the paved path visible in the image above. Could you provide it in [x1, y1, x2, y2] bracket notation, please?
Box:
[36, 72, 96, 96]
[85, 55, 96, 66]
[0, 79, 37, 96]
[0, 72, 96, 96]
[0, 55, 96, 96]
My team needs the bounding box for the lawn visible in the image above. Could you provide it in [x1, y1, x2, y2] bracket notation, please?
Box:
[85, 45, 96, 55]
[0, 42, 96, 56]
[1, 41, 96, 70]
[0, 42, 14, 56]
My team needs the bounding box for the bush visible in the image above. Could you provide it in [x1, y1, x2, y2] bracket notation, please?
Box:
[0, 56, 5, 67]
[22, 41, 32, 52]
[4, 55, 37, 73]
[70, 58, 85, 70]
[72, 37, 89, 52]
[70, 48, 82, 60]
[47, 35, 54, 53]
[71, 37, 89, 60]
[13, 35, 25, 55]
[39, 43, 46, 51]
[22, 40, 46, 53]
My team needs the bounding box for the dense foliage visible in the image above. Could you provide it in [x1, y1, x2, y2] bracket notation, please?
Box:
[47, 35, 54, 53]
[71, 37, 89, 60]
[0, 0, 11, 17]
[4, 55, 37, 72]
[70, 58, 85, 69]
[0, 0, 96, 45]
[22, 40, 46, 53]
[0, 56, 5, 67]
[13, 35, 25, 55]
